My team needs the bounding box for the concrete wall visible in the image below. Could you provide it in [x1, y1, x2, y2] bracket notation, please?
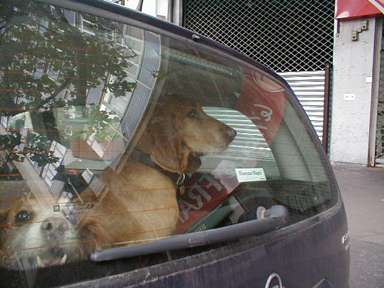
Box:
[330, 18, 378, 165]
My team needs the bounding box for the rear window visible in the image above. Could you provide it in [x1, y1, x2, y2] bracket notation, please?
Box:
[0, 1, 337, 286]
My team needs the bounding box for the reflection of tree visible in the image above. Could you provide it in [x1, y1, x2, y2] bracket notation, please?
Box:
[0, 0, 136, 116]
[0, 0, 136, 169]
[0, 130, 59, 170]
[25, 132, 60, 168]
[71, 106, 121, 143]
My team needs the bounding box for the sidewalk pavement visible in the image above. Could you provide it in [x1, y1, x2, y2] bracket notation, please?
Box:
[333, 164, 384, 288]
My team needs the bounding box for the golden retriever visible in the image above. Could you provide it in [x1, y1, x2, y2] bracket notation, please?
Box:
[0, 95, 236, 269]
[138, 96, 236, 173]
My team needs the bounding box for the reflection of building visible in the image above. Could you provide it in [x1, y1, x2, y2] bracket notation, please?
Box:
[99, 25, 145, 116]
[60, 13, 162, 201]
[4, 7, 162, 203]
[62, 11, 162, 161]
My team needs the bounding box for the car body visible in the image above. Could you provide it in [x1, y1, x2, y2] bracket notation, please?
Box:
[0, 1, 349, 287]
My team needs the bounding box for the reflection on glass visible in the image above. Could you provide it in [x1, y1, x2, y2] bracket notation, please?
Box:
[0, 0, 335, 286]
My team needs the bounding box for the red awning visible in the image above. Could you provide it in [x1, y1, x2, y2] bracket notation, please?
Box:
[336, 0, 383, 20]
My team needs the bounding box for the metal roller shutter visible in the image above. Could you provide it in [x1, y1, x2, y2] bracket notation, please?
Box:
[279, 71, 326, 142]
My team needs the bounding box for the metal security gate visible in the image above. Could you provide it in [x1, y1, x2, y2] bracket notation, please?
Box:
[279, 71, 328, 143]
[182, 0, 334, 149]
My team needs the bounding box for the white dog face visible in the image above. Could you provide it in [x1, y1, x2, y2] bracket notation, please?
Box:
[0, 197, 84, 270]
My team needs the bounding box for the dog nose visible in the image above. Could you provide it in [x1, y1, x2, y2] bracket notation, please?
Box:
[41, 218, 69, 234]
[42, 221, 53, 231]
[224, 126, 237, 140]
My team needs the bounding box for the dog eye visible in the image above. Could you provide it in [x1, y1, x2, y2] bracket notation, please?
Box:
[188, 109, 200, 119]
[15, 210, 33, 223]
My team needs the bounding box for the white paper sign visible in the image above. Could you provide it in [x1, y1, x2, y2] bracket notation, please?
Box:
[235, 168, 266, 182]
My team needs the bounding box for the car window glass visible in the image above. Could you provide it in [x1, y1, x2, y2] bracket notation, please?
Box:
[0, 1, 336, 286]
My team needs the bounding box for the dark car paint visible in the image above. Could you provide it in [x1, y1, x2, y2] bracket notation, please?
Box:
[63, 204, 349, 288]
[33, 1, 350, 287]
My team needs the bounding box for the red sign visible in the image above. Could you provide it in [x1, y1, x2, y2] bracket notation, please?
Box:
[236, 70, 287, 144]
[176, 173, 236, 233]
[336, 0, 383, 20]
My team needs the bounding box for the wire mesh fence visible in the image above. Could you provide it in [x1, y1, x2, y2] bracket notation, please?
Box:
[183, 0, 335, 72]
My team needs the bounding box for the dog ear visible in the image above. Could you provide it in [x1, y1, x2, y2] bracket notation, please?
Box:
[148, 109, 200, 174]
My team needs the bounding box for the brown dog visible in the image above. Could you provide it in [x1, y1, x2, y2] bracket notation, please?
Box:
[0, 163, 179, 270]
[0, 96, 236, 269]
[0, 197, 83, 269]
[138, 96, 236, 174]
[79, 161, 179, 252]
[80, 96, 236, 251]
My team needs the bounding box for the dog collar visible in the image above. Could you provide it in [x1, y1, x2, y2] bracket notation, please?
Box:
[176, 173, 187, 195]
[131, 149, 189, 195]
